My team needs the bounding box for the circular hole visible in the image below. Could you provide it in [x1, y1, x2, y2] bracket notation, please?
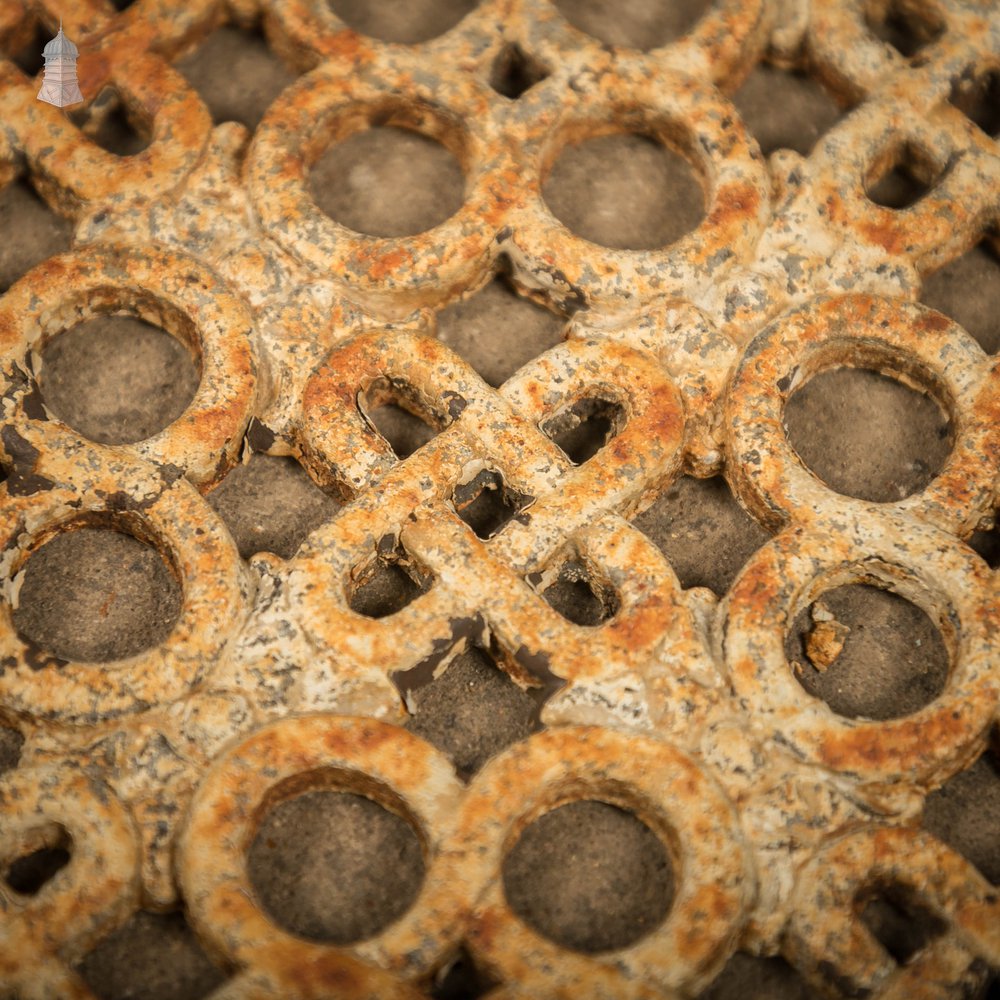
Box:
[5, 823, 72, 896]
[310, 125, 466, 238]
[783, 367, 952, 502]
[248, 788, 426, 944]
[326, 0, 478, 44]
[542, 132, 704, 250]
[502, 799, 674, 953]
[784, 583, 950, 720]
[11, 525, 182, 663]
[551, 0, 709, 50]
[39, 316, 200, 445]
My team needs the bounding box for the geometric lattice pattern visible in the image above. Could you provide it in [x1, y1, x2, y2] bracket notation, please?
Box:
[0, 0, 998, 997]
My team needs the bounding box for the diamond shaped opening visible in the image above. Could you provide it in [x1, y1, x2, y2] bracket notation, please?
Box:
[502, 799, 675, 953]
[489, 43, 549, 99]
[733, 65, 844, 157]
[175, 24, 297, 131]
[541, 395, 624, 466]
[207, 453, 341, 560]
[12, 522, 182, 663]
[950, 68, 1000, 138]
[69, 87, 150, 158]
[921, 237, 1000, 354]
[401, 645, 545, 780]
[924, 739, 1000, 885]
[77, 910, 228, 1000]
[866, 141, 945, 210]
[248, 787, 425, 944]
[435, 271, 566, 387]
[349, 538, 432, 618]
[534, 558, 619, 627]
[631, 475, 771, 595]
[453, 469, 532, 540]
[431, 946, 497, 1000]
[867, 0, 945, 57]
[359, 376, 441, 460]
[39, 314, 200, 445]
[858, 882, 948, 964]
[6, 824, 71, 895]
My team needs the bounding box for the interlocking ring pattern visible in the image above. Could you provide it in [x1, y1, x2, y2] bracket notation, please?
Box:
[0, 0, 998, 996]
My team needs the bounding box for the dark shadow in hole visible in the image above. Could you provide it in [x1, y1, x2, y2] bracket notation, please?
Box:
[542, 396, 623, 465]
[402, 645, 545, 780]
[698, 950, 814, 1000]
[360, 376, 443, 460]
[349, 538, 432, 619]
[732, 64, 844, 157]
[110, 0, 136, 10]
[950, 69, 1000, 138]
[174, 24, 298, 132]
[206, 453, 341, 561]
[537, 559, 619, 627]
[0, 725, 24, 777]
[502, 799, 675, 953]
[783, 367, 952, 502]
[431, 946, 497, 1000]
[12, 526, 182, 663]
[784, 584, 949, 721]
[77, 909, 228, 1000]
[867, 0, 945, 57]
[7, 844, 70, 895]
[435, 270, 566, 388]
[866, 142, 944, 210]
[247, 789, 425, 945]
[11, 22, 49, 77]
[39, 315, 200, 446]
[542, 132, 704, 251]
[453, 469, 532, 540]
[858, 883, 947, 963]
[631, 475, 771, 595]
[921, 238, 1000, 354]
[969, 517, 1000, 569]
[69, 88, 150, 158]
[489, 44, 549, 100]
[924, 741, 1000, 886]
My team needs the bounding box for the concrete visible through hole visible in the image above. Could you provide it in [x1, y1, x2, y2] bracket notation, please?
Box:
[501, 799, 675, 953]
[435, 275, 566, 388]
[12, 526, 182, 663]
[77, 910, 227, 1000]
[551, 0, 710, 50]
[325, 0, 478, 44]
[310, 126, 465, 238]
[207, 454, 341, 560]
[631, 475, 771, 595]
[403, 647, 541, 780]
[39, 316, 200, 445]
[783, 584, 950, 721]
[247, 789, 425, 944]
[783, 367, 952, 502]
[543, 132, 704, 250]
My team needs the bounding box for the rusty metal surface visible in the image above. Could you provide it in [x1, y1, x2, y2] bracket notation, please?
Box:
[0, 0, 997, 997]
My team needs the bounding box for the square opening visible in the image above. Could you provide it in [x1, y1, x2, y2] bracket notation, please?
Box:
[531, 558, 620, 627]
[858, 882, 947, 963]
[949, 68, 1000, 139]
[541, 395, 624, 466]
[866, 140, 945, 210]
[359, 377, 442, 460]
[866, 0, 946, 57]
[489, 44, 550, 100]
[349, 538, 432, 619]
